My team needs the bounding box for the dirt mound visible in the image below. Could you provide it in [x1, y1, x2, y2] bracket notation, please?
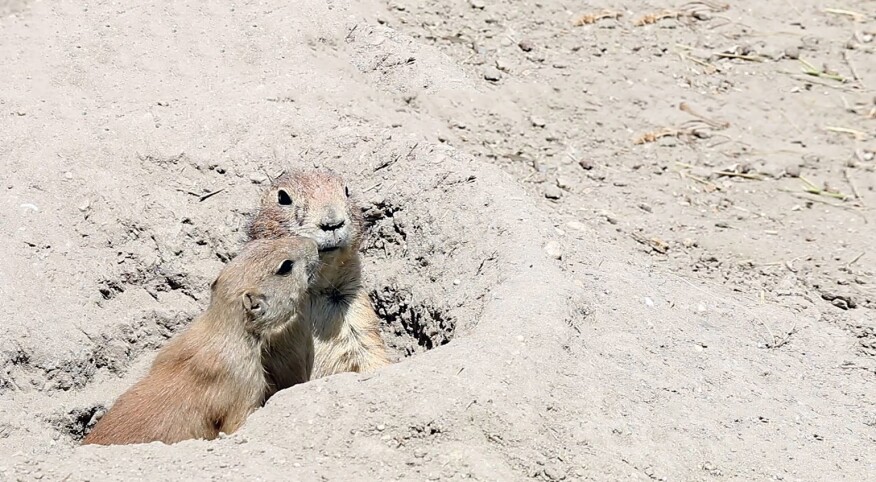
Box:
[0, 0, 872, 480]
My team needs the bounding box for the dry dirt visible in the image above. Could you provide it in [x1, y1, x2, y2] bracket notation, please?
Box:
[0, 0, 874, 480]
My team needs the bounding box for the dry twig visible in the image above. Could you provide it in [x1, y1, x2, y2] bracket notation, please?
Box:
[843, 168, 866, 206]
[574, 10, 622, 25]
[800, 176, 849, 200]
[823, 8, 869, 22]
[679, 102, 730, 129]
[799, 58, 847, 83]
[635, 1, 729, 26]
[825, 126, 868, 140]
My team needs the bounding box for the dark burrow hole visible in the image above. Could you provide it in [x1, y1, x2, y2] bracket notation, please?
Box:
[361, 198, 459, 358]
[49, 404, 106, 441]
[372, 285, 456, 358]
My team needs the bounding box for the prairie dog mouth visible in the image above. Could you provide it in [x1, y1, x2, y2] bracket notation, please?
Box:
[316, 235, 348, 253]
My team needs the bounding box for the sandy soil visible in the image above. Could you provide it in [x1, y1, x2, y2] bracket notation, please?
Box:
[0, 0, 873, 480]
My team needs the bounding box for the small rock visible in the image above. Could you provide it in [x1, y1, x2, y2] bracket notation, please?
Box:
[543, 465, 566, 481]
[452, 279, 461, 286]
[483, 67, 502, 82]
[468, 0, 485, 9]
[518, 39, 534, 52]
[495, 58, 512, 72]
[784, 165, 801, 178]
[784, 46, 800, 59]
[578, 158, 594, 170]
[658, 135, 678, 147]
[530, 115, 546, 128]
[600, 211, 618, 224]
[555, 177, 571, 190]
[544, 185, 563, 200]
[566, 221, 586, 231]
[644, 297, 654, 307]
[249, 173, 268, 184]
[64, 171, 73, 180]
[376, 424, 385, 431]
[543, 241, 563, 260]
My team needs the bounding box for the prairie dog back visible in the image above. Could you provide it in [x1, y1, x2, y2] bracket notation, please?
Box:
[82, 237, 319, 446]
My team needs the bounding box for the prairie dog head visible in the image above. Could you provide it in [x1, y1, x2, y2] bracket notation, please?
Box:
[246, 169, 364, 262]
[211, 237, 319, 336]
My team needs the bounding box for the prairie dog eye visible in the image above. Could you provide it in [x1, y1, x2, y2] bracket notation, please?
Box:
[278, 189, 293, 206]
[344, 186, 351, 198]
[276, 259, 294, 276]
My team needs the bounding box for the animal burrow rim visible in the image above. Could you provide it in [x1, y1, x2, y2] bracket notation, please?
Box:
[371, 284, 457, 359]
[49, 404, 106, 442]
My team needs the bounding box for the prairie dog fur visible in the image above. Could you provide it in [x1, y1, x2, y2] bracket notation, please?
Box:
[82, 237, 319, 446]
[247, 168, 390, 383]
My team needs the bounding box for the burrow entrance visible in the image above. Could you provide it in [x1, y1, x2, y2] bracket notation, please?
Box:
[44, 194, 479, 441]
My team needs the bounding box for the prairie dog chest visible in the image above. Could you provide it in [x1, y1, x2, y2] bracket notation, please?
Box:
[302, 286, 354, 338]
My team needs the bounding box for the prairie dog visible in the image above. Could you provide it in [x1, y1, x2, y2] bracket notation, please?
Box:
[82, 237, 319, 446]
[247, 168, 390, 383]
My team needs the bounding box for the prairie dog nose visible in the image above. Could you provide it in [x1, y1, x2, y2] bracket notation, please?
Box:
[319, 211, 346, 231]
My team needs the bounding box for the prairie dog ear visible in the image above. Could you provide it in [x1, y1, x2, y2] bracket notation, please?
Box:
[242, 291, 267, 317]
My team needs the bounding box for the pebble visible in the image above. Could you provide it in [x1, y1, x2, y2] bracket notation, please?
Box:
[530, 115, 546, 128]
[578, 158, 594, 170]
[468, 0, 485, 9]
[483, 67, 502, 82]
[518, 39, 534, 52]
[64, 171, 73, 180]
[658, 136, 678, 147]
[555, 177, 571, 190]
[784, 165, 801, 178]
[544, 185, 563, 200]
[249, 173, 268, 184]
[495, 58, 512, 72]
[566, 221, 586, 231]
[543, 241, 563, 260]
[600, 210, 618, 224]
[543, 465, 566, 481]
[784, 46, 800, 59]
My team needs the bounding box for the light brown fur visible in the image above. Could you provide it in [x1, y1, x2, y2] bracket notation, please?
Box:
[82, 237, 319, 446]
[247, 168, 390, 383]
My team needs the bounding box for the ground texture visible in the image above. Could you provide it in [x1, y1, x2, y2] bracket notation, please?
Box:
[0, 0, 874, 480]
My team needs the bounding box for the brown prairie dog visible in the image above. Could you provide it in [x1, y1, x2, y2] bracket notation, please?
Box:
[247, 168, 390, 384]
[82, 237, 319, 446]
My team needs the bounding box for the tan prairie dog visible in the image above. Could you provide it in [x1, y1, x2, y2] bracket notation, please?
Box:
[82, 237, 319, 446]
[247, 168, 390, 384]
